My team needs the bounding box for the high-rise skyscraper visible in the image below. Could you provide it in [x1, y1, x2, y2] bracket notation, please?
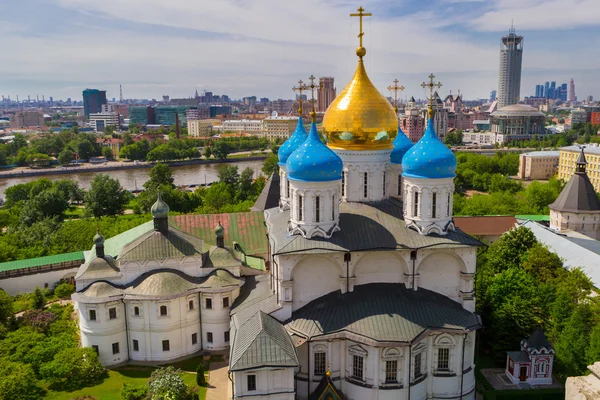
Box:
[317, 77, 336, 112]
[569, 79, 576, 102]
[535, 85, 543, 97]
[497, 25, 523, 108]
[82, 89, 107, 117]
[490, 90, 497, 102]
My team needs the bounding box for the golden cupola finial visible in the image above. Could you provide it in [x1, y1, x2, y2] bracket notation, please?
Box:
[322, 6, 398, 151]
[307, 74, 318, 123]
[421, 73, 442, 120]
[388, 79, 405, 113]
[292, 79, 309, 115]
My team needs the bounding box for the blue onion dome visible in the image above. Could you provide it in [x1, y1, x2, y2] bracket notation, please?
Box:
[402, 114, 456, 179]
[151, 192, 170, 218]
[278, 117, 308, 166]
[286, 122, 343, 182]
[390, 126, 413, 164]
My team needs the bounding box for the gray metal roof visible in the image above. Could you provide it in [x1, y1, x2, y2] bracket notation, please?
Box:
[75, 255, 120, 280]
[266, 199, 483, 255]
[526, 328, 554, 351]
[204, 246, 243, 269]
[230, 311, 299, 371]
[507, 351, 530, 363]
[561, 145, 600, 155]
[251, 172, 280, 212]
[521, 151, 560, 158]
[520, 220, 600, 288]
[549, 170, 600, 213]
[285, 283, 480, 342]
[118, 227, 204, 261]
[78, 268, 242, 299]
[231, 275, 279, 326]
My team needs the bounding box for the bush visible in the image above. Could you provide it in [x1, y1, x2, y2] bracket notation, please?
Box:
[40, 347, 106, 391]
[21, 309, 58, 333]
[121, 383, 148, 400]
[195, 363, 206, 386]
[147, 366, 188, 400]
[54, 282, 75, 298]
[31, 287, 45, 309]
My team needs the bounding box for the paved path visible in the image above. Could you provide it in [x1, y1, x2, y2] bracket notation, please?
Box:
[207, 361, 230, 400]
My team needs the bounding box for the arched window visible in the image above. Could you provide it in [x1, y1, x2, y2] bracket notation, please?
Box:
[315, 196, 320, 223]
[160, 305, 167, 316]
[382, 172, 387, 196]
[298, 195, 303, 221]
[432, 192, 437, 218]
[413, 192, 419, 217]
[341, 172, 346, 197]
[313, 344, 327, 376]
[188, 300, 194, 310]
[398, 175, 402, 196]
[134, 306, 140, 316]
[331, 195, 335, 220]
[363, 172, 368, 198]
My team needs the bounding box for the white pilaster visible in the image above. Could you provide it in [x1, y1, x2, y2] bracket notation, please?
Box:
[333, 149, 392, 203]
[288, 179, 341, 239]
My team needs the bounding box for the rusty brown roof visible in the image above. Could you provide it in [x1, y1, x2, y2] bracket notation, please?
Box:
[453, 216, 517, 236]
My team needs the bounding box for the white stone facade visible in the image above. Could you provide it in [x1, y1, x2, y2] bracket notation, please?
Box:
[279, 165, 291, 211]
[288, 179, 341, 239]
[550, 209, 600, 240]
[403, 176, 455, 236]
[335, 149, 393, 203]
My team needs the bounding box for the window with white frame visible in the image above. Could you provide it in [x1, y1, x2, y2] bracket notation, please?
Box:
[413, 192, 419, 217]
[89, 309, 97, 321]
[432, 192, 437, 218]
[398, 175, 402, 196]
[363, 172, 368, 198]
[385, 360, 398, 383]
[352, 355, 364, 380]
[247, 374, 257, 391]
[382, 171, 387, 196]
[447, 192, 451, 216]
[298, 194, 303, 221]
[437, 348, 450, 370]
[315, 196, 320, 223]
[159, 305, 168, 316]
[314, 351, 326, 375]
[414, 352, 423, 379]
[331, 195, 335, 220]
[341, 172, 346, 197]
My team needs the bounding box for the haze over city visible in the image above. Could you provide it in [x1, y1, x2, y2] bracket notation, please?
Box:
[1, 0, 599, 100]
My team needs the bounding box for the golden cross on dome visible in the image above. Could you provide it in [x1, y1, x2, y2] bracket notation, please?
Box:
[387, 79, 405, 113]
[292, 79, 309, 115]
[421, 73, 442, 118]
[307, 74, 318, 123]
[350, 6, 372, 58]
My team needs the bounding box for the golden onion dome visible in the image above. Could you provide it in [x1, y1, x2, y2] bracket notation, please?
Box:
[323, 59, 398, 150]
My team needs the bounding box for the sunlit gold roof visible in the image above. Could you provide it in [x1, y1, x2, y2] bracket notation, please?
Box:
[322, 59, 398, 150]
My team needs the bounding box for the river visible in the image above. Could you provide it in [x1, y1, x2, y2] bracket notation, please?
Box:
[0, 160, 265, 198]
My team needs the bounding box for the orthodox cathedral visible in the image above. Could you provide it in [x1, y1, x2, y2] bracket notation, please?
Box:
[72, 7, 482, 400]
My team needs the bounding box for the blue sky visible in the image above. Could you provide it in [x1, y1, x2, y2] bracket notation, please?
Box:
[1, 0, 599, 102]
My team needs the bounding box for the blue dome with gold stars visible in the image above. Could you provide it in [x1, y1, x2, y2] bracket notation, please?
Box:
[390, 126, 413, 164]
[402, 117, 456, 178]
[286, 122, 343, 182]
[278, 117, 308, 166]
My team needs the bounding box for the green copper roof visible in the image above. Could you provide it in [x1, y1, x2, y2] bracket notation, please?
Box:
[119, 228, 204, 262]
[515, 215, 550, 222]
[0, 251, 85, 273]
[86, 220, 154, 262]
[230, 311, 299, 371]
[170, 213, 268, 256]
[286, 283, 480, 342]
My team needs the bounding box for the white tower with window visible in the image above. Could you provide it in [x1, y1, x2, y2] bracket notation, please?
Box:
[402, 106, 457, 235]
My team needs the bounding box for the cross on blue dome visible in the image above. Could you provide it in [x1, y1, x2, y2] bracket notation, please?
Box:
[278, 117, 308, 166]
[286, 122, 343, 182]
[390, 126, 413, 164]
[402, 117, 456, 179]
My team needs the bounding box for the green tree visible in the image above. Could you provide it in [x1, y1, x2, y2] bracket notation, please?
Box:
[32, 286, 45, 309]
[19, 187, 70, 225]
[237, 167, 254, 201]
[201, 182, 233, 211]
[146, 366, 188, 400]
[217, 165, 239, 187]
[212, 141, 231, 160]
[204, 146, 212, 159]
[144, 163, 175, 191]
[84, 174, 131, 217]
[101, 146, 114, 160]
[554, 305, 593, 377]
[121, 383, 148, 400]
[57, 148, 73, 165]
[0, 361, 43, 400]
[196, 363, 206, 386]
[262, 154, 278, 177]
[40, 347, 106, 390]
[521, 242, 563, 283]
[54, 282, 75, 298]
[444, 130, 463, 146]
[485, 226, 537, 274]
[0, 289, 13, 325]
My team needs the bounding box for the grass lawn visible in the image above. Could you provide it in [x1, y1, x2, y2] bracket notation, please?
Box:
[44, 367, 206, 400]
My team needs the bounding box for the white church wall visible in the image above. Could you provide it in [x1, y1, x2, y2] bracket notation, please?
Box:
[234, 368, 295, 400]
[78, 300, 128, 366]
[550, 209, 600, 240]
[0, 267, 79, 295]
[290, 255, 342, 311]
[352, 252, 407, 287]
[416, 250, 466, 302]
[335, 149, 392, 203]
[118, 255, 204, 285]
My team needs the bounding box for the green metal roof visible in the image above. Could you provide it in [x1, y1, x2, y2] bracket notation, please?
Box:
[170, 213, 268, 256]
[286, 283, 481, 342]
[86, 220, 154, 262]
[245, 256, 265, 271]
[0, 251, 85, 273]
[230, 311, 299, 371]
[515, 215, 550, 222]
[119, 228, 204, 262]
[267, 199, 483, 256]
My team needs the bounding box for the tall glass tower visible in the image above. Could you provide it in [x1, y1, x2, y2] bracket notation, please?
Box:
[497, 25, 523, 108]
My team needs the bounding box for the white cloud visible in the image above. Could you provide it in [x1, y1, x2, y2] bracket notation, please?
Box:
[470, 0, 600, 31]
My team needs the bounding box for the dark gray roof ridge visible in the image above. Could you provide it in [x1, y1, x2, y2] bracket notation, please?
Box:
[251, 171, 280, 212]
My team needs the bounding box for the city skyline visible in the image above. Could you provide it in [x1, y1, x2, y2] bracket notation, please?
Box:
[1, 0, 599, 101]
